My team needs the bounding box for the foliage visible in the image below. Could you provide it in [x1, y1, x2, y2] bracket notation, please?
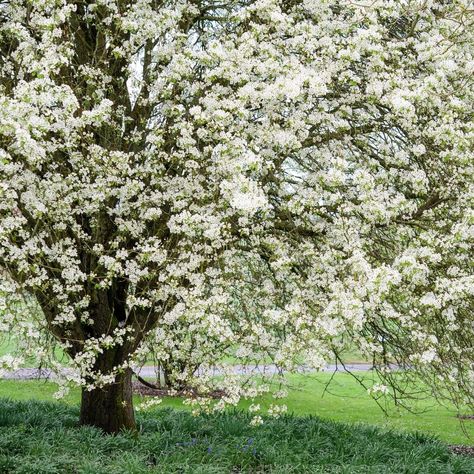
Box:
[0, 0, 473, 429]
[0, 399, 473, 473]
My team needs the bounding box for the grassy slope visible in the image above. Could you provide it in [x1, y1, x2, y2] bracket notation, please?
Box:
[0, 399, 473, 474]
[1, 372, 473, 446]
[0, 336, 370, 366]
[0, 338, 68, 366]
[0, 340, 17, 358]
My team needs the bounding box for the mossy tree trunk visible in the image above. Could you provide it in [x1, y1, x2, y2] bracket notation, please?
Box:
[80, 368, 136, 434]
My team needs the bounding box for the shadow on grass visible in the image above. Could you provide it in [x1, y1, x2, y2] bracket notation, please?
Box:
[0, 398, 472, 473]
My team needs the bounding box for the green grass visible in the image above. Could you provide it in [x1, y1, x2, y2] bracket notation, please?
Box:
[1, 372, 473, 446]
[0, 335, 370, 367]
[0, 338, 68, 366]
[0, 398, 472, 473]
[0, 339, 18, 358]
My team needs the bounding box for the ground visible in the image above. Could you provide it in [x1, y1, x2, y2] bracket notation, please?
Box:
[2, 338, 474, 471]
[0, 398, 473, 474]
[1, 371, 473, 446]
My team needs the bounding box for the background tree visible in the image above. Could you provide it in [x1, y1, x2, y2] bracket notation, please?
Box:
[1, 0, 473, 433]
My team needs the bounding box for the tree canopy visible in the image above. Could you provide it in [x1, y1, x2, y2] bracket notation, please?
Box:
[0, 0, 473, 432]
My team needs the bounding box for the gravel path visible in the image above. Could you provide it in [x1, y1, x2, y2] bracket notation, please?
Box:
[1, 363, 379, 380]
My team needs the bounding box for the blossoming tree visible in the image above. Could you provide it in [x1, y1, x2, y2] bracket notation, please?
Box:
[1, 0, 473, 433]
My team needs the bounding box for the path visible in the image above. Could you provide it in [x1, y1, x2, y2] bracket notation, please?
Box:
[1, 363, 381, 380]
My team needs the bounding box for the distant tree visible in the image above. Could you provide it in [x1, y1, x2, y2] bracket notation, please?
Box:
[1, 0, 473, 433]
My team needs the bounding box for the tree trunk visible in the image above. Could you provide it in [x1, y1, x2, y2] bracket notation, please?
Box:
[79, 368, 136, 434]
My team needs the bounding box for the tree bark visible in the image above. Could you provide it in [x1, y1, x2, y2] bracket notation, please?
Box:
[79, 368, 136, 434]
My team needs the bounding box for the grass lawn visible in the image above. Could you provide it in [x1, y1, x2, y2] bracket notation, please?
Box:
[0, 336, 370, 367]
[0, 338, 68, 366]
[1, 371, 473, 446]
[0, 398, 473, 473]
[0, 340, 16, 357]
